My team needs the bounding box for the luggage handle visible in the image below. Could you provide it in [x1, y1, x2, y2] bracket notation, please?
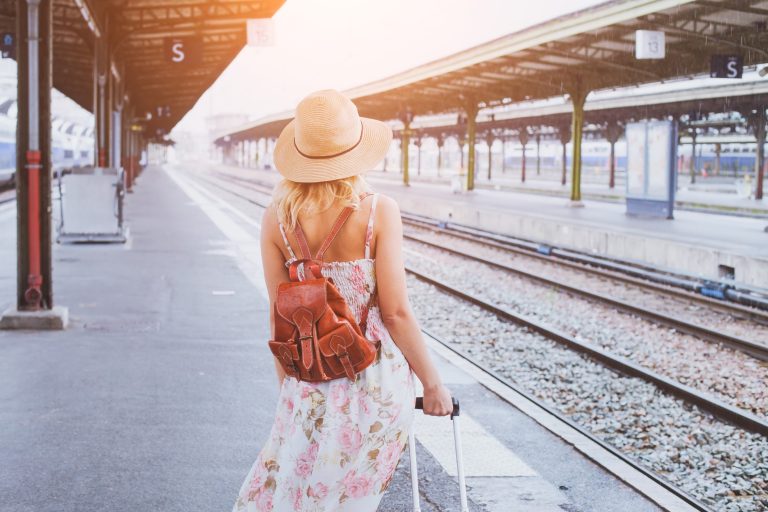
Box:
[410, 396, 469, 512]
[414, 396, 461, 419]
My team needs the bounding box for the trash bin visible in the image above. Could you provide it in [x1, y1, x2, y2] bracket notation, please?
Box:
[57, 166, 128, 243]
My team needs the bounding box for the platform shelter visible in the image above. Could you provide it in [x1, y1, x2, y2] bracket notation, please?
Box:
[215, 0, 768, 203]
[0, 0, 285, 327]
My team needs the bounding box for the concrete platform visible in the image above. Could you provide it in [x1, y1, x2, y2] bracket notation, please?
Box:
[0, 165, 675, 511]
[172, 163, 679, 512]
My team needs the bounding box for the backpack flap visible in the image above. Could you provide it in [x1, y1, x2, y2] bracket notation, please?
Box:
[275, 278, 327, 322]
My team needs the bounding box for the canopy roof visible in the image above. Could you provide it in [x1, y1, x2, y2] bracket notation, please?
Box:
[0, 0, 285, 135]
[216, 0, 768, 144]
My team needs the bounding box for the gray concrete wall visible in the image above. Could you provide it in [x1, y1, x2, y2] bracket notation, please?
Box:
[392, 192, 768, 289]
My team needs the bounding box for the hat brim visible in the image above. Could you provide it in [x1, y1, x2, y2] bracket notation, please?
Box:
[273, 117, 393, 183]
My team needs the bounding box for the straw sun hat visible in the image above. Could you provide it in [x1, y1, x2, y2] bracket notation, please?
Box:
[273, 89, 393, 183]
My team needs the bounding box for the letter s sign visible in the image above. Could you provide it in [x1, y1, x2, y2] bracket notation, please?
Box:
[165, 37, 199, 65]
[710, 55, 743, 79]
[726, 59, 739, 78]
[171, 42, 185, 63]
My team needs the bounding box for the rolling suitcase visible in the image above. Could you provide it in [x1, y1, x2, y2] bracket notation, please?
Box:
[409, 397, 469, 512]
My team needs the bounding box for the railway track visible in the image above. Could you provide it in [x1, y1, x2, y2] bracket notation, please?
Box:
[198, 168, 768, 431]
[210, 166, 768, 314]
[404, 231, 768, 361]
[419, 328, 716, 512]
[192, 167, 767, 512]
[405, 265, 768, 437]
[206, 168, 768, 355]
[402, 213, 768, 317]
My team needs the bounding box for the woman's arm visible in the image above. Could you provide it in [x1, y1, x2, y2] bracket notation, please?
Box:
[374, 196, 453, 416]
[260, 205, 288, 388]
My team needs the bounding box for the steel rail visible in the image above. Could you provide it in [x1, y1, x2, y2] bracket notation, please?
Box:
[401, 214, 768, 323]
[419, 328, 716, 512]
[406, 267, 768, 438]
[405, 232, 768, 361]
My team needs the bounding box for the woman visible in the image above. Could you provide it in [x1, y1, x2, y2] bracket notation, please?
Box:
[232, 89, 453, 512]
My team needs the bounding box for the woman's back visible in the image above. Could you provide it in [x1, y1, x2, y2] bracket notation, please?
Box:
[275, 193, 378, 265]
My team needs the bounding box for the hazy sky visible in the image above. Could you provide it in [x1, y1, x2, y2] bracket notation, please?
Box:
[174, 0, 605, 134]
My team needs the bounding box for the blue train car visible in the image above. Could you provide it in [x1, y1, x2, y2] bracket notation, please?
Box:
[0, 100, 94, 187]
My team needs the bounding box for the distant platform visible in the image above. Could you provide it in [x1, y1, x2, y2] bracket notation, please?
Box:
[212, 163, 768, 288]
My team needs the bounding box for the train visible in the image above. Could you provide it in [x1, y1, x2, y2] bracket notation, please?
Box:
[495, 139, 761, 177]
[0, 98, 94, 187]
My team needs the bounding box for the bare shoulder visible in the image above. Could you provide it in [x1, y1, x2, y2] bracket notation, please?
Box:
[261, 203, 280, 236]
[374, 194, 401, 223]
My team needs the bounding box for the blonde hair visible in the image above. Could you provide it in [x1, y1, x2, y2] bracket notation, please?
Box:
[273, 174, 372, 229]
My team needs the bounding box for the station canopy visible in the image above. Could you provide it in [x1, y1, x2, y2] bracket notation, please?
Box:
[217, 0, 768, 143]
[0, 0, 285, 135]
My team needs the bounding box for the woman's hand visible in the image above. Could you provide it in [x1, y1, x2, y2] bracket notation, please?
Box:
[422, 384, 454, 416]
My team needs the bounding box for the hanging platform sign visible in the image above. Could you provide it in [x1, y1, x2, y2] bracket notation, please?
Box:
[164, 37, 201, 65]
[635, 30, 665, 59]
[710, 55, 743, 78]
[247, 19, 276, 46]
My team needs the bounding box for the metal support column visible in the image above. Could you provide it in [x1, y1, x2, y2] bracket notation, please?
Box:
[485, 133, 493, 181]
[15, 0, 52, 310]
[689, 130, 697, 185]
[399, 108, 414, 186]
[415, 135, 422, 176]
[753, 108, 766, 200]
[605, 120, 621, 190]
[501, 134, 506, 174]
[94, 26, 109, 167]
[714, 143, 721, 176]
[519, 129, 529, 184]
[464, 103, 478, 191]
[558, 124, 571, 186]
[535, 133, 541, 175]
[568, 80, 588, 203]
[436, 134, 444, 177]
[401, 129, 410, 185]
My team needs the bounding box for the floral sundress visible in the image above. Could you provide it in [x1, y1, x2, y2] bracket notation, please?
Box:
[232, 194, 415, 511]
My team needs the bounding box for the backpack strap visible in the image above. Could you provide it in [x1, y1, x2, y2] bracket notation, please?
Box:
[292, 222, 313, 260]
[313, 206, 354, 260]
[364, 193, 378, 259]
[307, 192, 374, 261]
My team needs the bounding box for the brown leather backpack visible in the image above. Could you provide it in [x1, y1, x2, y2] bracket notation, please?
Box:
[268, 195, 379, 382]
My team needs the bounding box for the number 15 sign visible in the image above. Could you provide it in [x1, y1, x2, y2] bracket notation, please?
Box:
[247, 19, 275, 47]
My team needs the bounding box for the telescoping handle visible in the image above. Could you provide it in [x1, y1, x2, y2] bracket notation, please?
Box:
[414, 396, 461, 419]
[410, 396, 468, 512]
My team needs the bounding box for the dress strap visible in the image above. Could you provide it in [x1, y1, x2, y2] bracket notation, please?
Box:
[364, 193, 379, 259]
[278, 222, 297, 261]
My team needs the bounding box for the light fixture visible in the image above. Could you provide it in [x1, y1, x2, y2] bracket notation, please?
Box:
[73, 0, 101, 38]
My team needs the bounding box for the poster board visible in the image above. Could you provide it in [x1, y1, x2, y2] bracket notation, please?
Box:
[625, 120, 677, 219]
